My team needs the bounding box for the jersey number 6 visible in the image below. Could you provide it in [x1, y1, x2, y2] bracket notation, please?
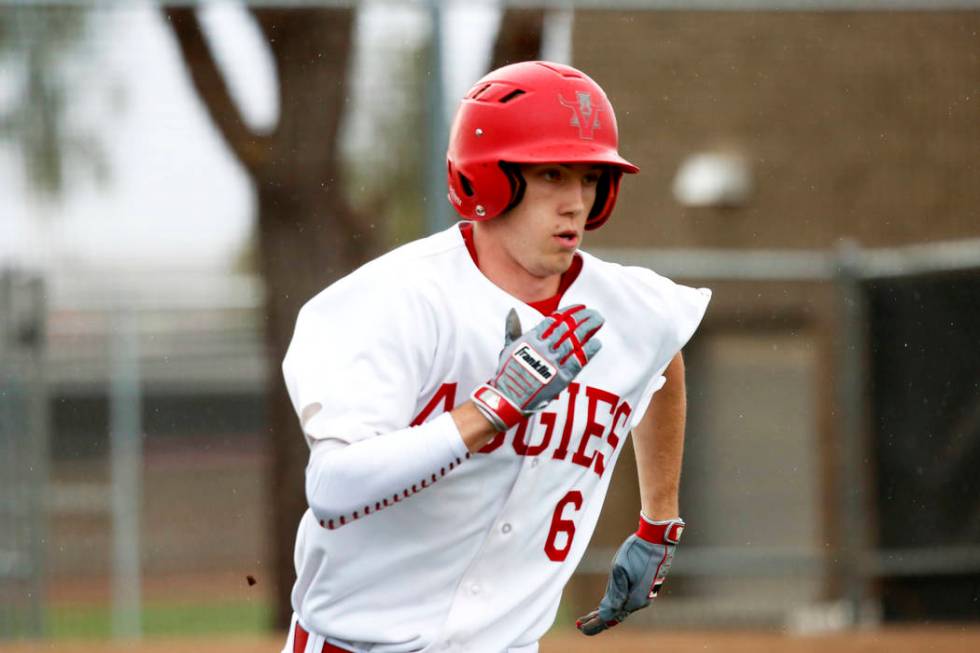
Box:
[544, 490, 583, 562]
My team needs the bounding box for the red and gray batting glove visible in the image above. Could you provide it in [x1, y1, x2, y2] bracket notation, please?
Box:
[576, 515, 685, 636]
[471, 305, 603, 432]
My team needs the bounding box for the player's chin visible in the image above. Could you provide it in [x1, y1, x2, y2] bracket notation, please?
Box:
[530, 246, 576, 276]
[544, 252, 575, 276]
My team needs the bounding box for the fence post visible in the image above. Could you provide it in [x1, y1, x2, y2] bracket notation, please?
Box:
[425, 0, 450, 235]
[109, 309, 143, 639]
[0, 270, 48, 639]
[832, 240, 875, 626]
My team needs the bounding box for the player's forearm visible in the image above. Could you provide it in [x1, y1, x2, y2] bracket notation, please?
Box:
[634, 352, 687, 520]
[451, 401, 501, 452]
[305, 412, 469, 526]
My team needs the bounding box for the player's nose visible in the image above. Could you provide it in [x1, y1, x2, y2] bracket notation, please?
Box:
[558, 177, 590, 218]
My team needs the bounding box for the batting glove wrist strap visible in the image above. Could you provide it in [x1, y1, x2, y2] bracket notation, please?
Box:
[471, 384, 524, 432]
[635, 516, 685, 545]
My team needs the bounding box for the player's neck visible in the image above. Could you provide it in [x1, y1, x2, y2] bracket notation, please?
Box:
[471, 227, 560, 304]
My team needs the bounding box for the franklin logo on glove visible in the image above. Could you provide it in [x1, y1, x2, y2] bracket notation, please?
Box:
[513, 345, 555, 383]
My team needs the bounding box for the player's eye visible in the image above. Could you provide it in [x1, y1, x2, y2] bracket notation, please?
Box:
[583, 171, 602, 186]
[540, 168, 563, 182]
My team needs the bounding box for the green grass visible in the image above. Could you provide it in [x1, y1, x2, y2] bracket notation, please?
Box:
[47, 598, 272, 639]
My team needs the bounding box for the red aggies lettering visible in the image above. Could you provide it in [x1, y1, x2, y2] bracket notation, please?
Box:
[410, 382, 631, 478]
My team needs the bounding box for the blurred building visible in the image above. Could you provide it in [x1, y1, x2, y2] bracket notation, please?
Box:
[573, 8, 980, 625]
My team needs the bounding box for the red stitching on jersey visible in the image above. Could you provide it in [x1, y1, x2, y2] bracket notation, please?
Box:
[317, 455, 471, 531]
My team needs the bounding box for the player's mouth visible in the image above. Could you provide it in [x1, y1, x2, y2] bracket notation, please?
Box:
[553, 230, 580, 249]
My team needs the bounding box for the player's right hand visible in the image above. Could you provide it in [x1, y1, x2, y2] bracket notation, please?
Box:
[471, 304, 603, 432]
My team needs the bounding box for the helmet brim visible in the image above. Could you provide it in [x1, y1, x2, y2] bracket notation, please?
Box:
[497, 143, 639, 174]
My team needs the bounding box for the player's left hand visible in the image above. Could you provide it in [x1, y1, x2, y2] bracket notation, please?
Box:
[575, 515, 685, 636]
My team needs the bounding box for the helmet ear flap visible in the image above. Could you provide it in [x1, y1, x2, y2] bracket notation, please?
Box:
[499, 162, 527, 215]
[586, 169, 623, 230]
[447, 157, 516, 220]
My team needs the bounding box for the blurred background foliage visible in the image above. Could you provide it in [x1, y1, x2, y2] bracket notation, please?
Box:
[0, 5, 109, 199]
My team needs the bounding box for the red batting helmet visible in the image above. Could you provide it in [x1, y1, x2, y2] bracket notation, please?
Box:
[446, 61, 638, 230]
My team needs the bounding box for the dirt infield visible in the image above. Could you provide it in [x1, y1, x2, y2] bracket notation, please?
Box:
[3, 627, 980, 653]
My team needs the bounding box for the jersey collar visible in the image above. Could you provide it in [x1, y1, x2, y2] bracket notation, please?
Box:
[458, 222, 583, 316]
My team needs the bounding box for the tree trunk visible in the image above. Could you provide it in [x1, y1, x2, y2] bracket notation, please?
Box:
[165, 5, 366, 629]
[167, 2, 547, 630]
[257, 183, 367, 629]
[490, 8, 546, 70]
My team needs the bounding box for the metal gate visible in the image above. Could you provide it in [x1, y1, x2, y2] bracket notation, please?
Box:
[0, 270, 48, 639]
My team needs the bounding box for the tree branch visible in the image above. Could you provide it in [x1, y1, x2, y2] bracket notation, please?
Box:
[250, 8, 354, 180]
[248, 7, 367, 248]
[164, 7, 270, 175]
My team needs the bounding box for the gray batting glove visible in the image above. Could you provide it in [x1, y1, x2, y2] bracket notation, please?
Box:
[471, 304, 603, 432]
[576, 516, 685, 636]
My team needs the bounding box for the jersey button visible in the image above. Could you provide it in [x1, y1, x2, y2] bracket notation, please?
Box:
[530, 459, 539, 468]
[501, 523, 512, 534]
[470, 583, 481, 595]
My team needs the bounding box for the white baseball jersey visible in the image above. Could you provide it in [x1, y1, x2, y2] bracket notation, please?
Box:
[282, 223, 710, 653]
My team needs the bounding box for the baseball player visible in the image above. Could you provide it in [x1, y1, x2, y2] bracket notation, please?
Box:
[280, 61, 710, 653]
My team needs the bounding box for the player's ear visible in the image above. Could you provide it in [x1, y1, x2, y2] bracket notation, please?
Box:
[505, 308, 522, 346]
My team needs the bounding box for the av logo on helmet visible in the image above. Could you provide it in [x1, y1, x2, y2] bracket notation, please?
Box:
[512, 345, 555, 384]
[558, 91, 601, 140]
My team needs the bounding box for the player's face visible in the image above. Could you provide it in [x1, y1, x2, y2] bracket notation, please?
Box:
[495, 163, 603, 278]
